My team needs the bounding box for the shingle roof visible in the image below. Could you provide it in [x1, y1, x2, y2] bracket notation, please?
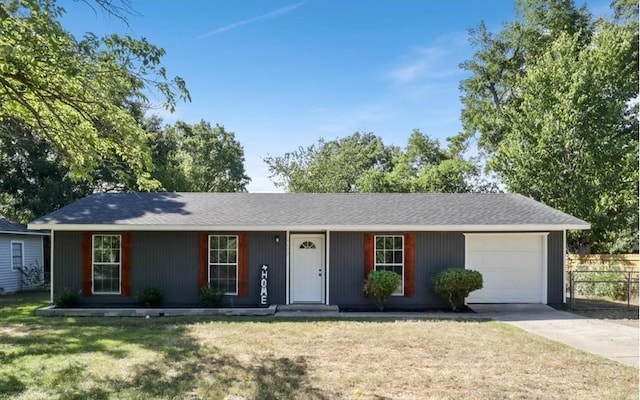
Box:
[1, 217, 48, 235]
[29, 192, 589, 231]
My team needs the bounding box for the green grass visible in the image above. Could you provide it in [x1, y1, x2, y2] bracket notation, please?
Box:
[0, 291, 637, 399]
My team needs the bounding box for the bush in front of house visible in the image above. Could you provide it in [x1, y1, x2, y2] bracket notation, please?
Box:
[363, 270, 402, 311]
[199, 284, 225, 308]
[54, 287, 80, 308]
[432, 268, 483, 311]
[137, 286, 163, 307]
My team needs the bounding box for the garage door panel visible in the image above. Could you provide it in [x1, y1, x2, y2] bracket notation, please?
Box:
[465, 234, 546, 304]
[471, 288, 542, 303]
[477, 251, 540, 268]
[467, 236, 542, 252]
[474, 268, 540, 283]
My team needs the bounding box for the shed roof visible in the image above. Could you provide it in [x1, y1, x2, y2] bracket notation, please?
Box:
[1, 217, 48, 235]
[28, 192, 590, 232]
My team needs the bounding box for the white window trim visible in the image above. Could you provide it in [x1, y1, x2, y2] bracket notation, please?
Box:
[10, 240, 24, 272]
[208, 234, 239, 295]
[92, 234, 122, 295]
[374, 235, 405, 296]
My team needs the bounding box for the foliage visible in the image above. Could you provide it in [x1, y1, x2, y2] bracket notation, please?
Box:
[266, 132, 393, 192]
[163, 121, 251, 192]
[0, 0, 190, 188]
[0, 113, 251, 222]
[266, 130, 481, 193]
[0, 119, 93, 222]
[573, 266, 636, 301]
[456, 0, 639, 252]
[136, 285, 163, 307]
[199, 284, 225, 308]
[363, 270, 402, 311]
[53, 287, 80, 308]
[432, 268, 483, 311]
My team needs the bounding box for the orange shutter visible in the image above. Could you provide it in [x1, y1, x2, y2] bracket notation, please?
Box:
[81, 232, 92, 296]
[238, 232, 249, 297]
[198, 233, 208, 290]
[404, 232, 415, 297]
[364, 233, 375, 278]
[121, 232, 132, 296]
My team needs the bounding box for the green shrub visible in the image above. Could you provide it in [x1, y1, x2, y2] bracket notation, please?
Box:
[363, 270, 402, 311]
[200, 284, 225, 308]
[54, 287, 80, 308]
[432, 268, 483, 311]
[137, 286, 163, 307]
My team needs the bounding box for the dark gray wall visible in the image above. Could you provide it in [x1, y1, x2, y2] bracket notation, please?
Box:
[54, 229, 566, 308]
[547, 231, 565, 306]
[53, 231, 286, 306]
[244, 231, 286, 306]
[329, 232, 465, 309]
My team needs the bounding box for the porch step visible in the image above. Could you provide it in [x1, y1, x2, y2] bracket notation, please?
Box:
[277, 304, 339, 312]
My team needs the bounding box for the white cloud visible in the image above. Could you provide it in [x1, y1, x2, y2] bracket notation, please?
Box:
[197, 1, 308, 39]
[386, 32, 469, 85]
[388, 47, 447, 83]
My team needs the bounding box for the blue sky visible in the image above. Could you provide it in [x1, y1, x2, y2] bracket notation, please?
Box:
[59, 0, 611, 192]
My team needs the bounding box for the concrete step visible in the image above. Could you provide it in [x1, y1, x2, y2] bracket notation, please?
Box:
[277, 304, 339, 312]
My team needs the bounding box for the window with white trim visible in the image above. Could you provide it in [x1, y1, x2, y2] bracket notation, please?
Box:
[11, 241, 24, 271]
[209, 235, 238, 295]
[92, 234, 121, 294]
[374, 235, 404, 295]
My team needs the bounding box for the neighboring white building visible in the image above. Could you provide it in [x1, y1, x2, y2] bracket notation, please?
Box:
[0, 218, 48, 294]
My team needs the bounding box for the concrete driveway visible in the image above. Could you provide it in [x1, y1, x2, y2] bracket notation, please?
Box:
[469, 304, 639, 368]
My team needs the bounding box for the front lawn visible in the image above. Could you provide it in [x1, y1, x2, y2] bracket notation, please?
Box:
[0, 292, 637, 399]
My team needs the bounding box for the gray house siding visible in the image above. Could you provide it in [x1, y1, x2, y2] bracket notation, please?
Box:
[0, 234, 44, 294]
[329, 232, 465, 309]
[53, 229, 565, 308]
[53, 231, 286, 306]
[547, 231, 565, 306]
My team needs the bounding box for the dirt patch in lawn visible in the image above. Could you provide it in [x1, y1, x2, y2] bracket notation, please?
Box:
[569, 297, 639, 328]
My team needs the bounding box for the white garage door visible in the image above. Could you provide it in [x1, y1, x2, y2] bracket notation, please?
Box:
[465, 234, 547, 303]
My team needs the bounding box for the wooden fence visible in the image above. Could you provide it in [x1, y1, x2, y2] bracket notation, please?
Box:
[567, 254, 639, 271]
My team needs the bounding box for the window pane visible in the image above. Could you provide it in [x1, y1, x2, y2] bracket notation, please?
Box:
[218, 236, 227, 249]
[384, 237, 395, 249]
[394, 250, 403, 264]
[228, 250, 237, 263]
[384, 250, 394, 264]
[375, 251, 384, 264]
[227, 237, 237, 250]
[375, 237, 384, 249]
[394, 236, 402, 249]
[210, 236, 218, 249]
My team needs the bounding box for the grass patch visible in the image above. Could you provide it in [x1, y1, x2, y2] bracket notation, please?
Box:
[0, 292, 637, 399]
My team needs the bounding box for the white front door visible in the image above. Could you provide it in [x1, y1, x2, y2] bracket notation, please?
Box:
[290, 234, 325, 303]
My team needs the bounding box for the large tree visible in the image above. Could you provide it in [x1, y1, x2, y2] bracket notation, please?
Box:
[0, 0, 190, 189]
[0, 119, 93, 222]
[265, 132, 394, 192]
[265, 131, 478, 193]
[165, 121, 251, 192]
[457, 0, 638, 253]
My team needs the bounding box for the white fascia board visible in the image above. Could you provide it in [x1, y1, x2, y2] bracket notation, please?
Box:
[28, 223, 590, 232]
[463, 232, 550, 236]
[0, 230, 50, 236]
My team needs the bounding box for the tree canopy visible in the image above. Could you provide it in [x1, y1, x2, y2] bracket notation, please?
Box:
[265, 131, 480, 193]
[0, 0, 190, 188]
[456, 0, 639, 252]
